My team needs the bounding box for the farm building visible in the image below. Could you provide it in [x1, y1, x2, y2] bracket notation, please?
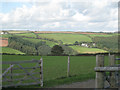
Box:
[0, 31, 9, 34]
[81, 43, 88, 47]
[81, 42, 96, 48]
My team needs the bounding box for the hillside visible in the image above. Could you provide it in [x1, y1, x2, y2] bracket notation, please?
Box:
[37, 33, 92, 44]
[0, 31, 118, 55]
[1, 47, 25, 54]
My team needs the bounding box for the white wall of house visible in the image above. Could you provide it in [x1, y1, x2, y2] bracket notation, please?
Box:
[0, 32, 8, 34]
[1, 32, 4, 34]
[81, 43, 88, 47]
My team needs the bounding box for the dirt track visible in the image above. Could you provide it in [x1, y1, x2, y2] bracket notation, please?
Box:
[53, 79, 95, 88]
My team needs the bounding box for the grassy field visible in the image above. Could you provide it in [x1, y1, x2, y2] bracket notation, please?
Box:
[2, 55, 109, 87]
[1, 47, 25, 54]
[89, 34, 114, 37]
[0, 34, 13, 38]
[23, 38, 58, 47]
[8, 30, 32, 34]
[70, 46, 107, 53]
[38, 33, 92, 44]
[15, 33, 36, 38]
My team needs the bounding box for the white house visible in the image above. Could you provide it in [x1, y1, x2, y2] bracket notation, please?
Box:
[93, 43, 96, 46]
[0, 31, 8, 34]
[81, 43, 88, 47]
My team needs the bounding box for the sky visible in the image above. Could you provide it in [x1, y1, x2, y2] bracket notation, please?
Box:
[0, 0, 119, 32]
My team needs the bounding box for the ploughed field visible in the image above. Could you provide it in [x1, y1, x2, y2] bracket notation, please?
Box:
[2, 55, 109, 87]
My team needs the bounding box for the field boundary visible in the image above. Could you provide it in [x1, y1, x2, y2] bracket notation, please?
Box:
[94, 55, 120, 88]
[2, 58, 43, 88]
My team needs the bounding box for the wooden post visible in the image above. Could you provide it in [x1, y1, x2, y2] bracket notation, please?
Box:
[109, 55, 116, 88]
[10, 64, 13, 82]
[95, 55, 104, 88]
[40, 58, 43, 87]
[67, 56, 70, 77]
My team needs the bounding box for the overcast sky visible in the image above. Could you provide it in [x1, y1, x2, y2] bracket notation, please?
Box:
[0, 0, 119, 32]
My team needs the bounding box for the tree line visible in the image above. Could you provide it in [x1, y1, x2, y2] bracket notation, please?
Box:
[8, 36, 77, 55]
[8, 36, 51, 55]
[92, 35, 119, 52]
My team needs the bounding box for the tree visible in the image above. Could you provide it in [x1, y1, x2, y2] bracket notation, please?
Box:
[37, 45, 51, 55]
[60, 45, 78, 55]
[74, 41, 79, 45]
[51, 45, 64, 55]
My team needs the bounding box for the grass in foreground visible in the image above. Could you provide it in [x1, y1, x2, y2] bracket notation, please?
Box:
[2, 55, 109, 87]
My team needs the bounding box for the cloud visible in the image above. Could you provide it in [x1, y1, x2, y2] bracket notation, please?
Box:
[0, 0, 119, 32]
[72, 12, 91, 22]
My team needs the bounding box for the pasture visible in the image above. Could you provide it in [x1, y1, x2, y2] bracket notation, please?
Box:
[1, 47, 25, 54]
[15, 33, 36, 38]
[37, 33, 92, 44]
[23, 38, 58, 47]
[2, 55, 109, 87]
[70, 46, 107, 53]
[89, 34, 114, 37]
[0, 34, 13, 38]
[8, 30, 32, 34]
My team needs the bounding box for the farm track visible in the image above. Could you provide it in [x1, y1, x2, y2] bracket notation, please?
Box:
[52, 79, 95, 88]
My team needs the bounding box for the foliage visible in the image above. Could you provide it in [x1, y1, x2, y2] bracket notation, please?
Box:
[60, 45, 78, 55]
[74, 41, 79, 45]
[8, 36, 51, 55]
[92, 35, 118, 52]
[51, 45, 64, 55]
[37, 45, 51, 55]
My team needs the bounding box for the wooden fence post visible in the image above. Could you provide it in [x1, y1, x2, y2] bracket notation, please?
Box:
[10, 64, 13, 82]
[40, 58, 43, 87]
[95, 55, 104, 88]
[109, 55, 116, 88]
[67, 56, 70, 77]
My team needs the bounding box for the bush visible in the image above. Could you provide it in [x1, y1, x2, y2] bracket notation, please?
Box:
[51, 45, 64, 55]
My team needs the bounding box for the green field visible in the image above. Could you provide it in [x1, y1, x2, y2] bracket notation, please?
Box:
[89, 34, 114, 37]
[0, 34, 13, 38]
[8, 30, 32, 34]
[23, 38, 58, 47]
[70, 46, 107, 53]
[1, 32, 117, 55]
[15, 33, 36, 38]
[2, 55, 109, 87]
[1, 47, 25, 54]
[38, 33, 92, 44]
